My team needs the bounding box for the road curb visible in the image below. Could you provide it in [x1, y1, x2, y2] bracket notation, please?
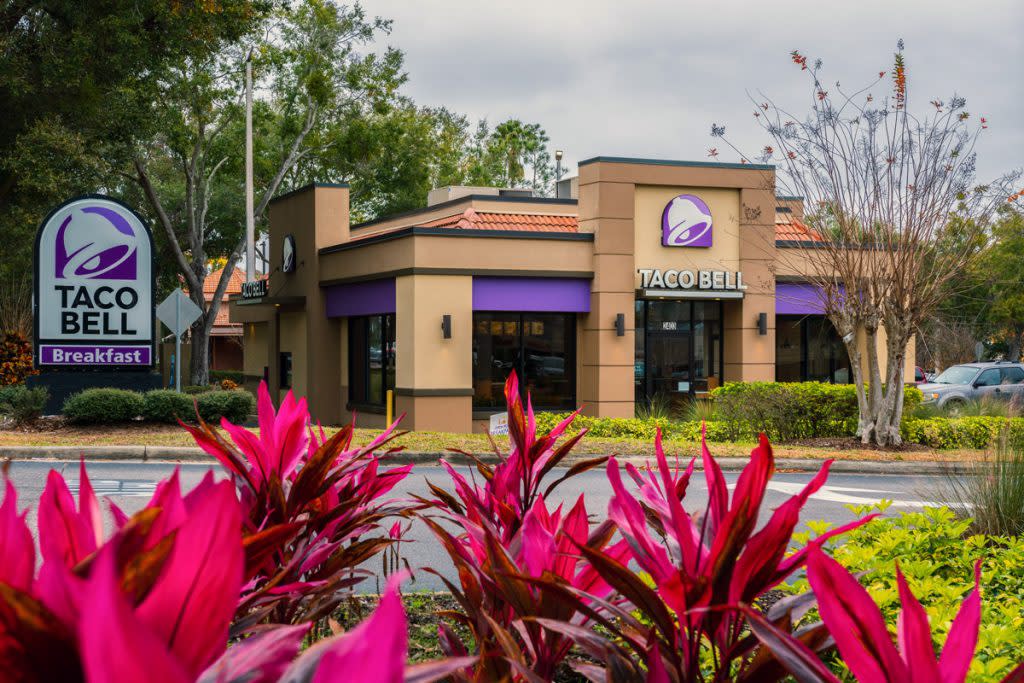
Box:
[0, 445, 969, 474]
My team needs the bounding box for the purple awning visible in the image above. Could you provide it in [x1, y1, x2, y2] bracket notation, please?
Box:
[324, 279, 395, 317]
[775, 283, 827, 315]
[473, 277, 591, 312]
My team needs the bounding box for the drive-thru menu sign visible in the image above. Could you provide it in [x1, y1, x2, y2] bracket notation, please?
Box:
[34, 195, 155, 368]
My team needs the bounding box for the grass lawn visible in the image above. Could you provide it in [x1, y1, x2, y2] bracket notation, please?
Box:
[0, 420, 983, 461]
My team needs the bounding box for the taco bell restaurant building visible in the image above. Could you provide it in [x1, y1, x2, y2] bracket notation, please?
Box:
[231, 157, 914, 432]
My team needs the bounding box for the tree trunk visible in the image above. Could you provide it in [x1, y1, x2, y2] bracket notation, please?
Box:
[190, 319, 211, 387]
[1008, 327, 1023, 363]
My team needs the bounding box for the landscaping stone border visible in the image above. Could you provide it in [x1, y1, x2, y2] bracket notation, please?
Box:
[0, 445, 971, 475]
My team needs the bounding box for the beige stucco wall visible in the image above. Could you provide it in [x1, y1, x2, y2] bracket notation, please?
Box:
[242, 322, 268, 388]
[278, 311, 307, 400]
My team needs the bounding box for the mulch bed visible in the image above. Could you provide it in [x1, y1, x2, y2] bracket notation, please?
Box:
[784, 436, 932, 452]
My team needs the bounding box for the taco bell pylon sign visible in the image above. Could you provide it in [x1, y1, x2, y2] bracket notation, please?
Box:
[662, 194, 713, 247]
[34, 196, 155, 368]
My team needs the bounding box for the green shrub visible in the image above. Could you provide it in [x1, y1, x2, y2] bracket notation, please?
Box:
[195, 390, 255, 424]
[0, 385, 48, 424]
[142, 390, 199, 424]
[789, 506, 1024, 682]
[62, 388, 144, 424]
[901, 416, 1024, 450]
[183, 384, 210, 395]
[532, 412, 740, 443]
[710, 382, 921, 441]
[209, 369, 244, 384]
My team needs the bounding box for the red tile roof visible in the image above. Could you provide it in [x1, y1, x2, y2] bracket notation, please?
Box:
[202, 267, 246, 334]
[775, 214, 825, 242]
[420, 208, 579, 233]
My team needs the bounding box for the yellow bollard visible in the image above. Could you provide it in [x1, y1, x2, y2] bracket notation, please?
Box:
[386, 389, 394, 427]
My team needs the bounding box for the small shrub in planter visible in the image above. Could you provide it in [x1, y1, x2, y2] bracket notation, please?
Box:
[62, 388, 144, 423]
[183, 384, 209, 395]
[142, 389, 199, 424]
[195, 389, 255, 423]
[0, 385, 48, 424]
[220, 378, 238, 391]
[209, 369, 243, 384]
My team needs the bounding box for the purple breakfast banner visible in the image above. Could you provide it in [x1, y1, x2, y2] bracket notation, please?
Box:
[39, 344, 152, 366]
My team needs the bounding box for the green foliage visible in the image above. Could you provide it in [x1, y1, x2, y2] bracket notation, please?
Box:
[711, 381, 921, 441]
[183, 385, 211, 395]
[142, 390, 198, 424]
[0, 385, 49, 424]
[902, 417, 1024, 449]
[788, 507, 1024, 682]
[533, 412, 738, 442]
[62, 388, 144, 424]
[195, 390, 255, 424]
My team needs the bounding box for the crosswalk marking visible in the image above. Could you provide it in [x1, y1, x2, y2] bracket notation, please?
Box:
[67, 479, 158, 497]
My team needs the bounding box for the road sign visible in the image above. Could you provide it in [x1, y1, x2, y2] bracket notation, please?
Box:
[156, 289, 203, 391]
[156, 289, 202, 337]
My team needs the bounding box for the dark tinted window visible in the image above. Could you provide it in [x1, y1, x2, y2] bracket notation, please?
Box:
[976, 369, 1000, 387]
[1001, 367, 1024, 384]
[349, 314, 395, 406]
[473, 312, 575, 410]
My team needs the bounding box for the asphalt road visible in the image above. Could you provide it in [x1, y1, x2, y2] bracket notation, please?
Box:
[4, 460, 948, 592]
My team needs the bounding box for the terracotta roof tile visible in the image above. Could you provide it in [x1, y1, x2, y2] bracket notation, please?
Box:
[203, 267, 246, 297]
[420, 208, 579, 233]
[775, 214, 825, 242]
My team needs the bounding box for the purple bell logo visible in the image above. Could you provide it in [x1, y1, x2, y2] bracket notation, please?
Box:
[662, 194, 713, 247]
[54, 205, 138, 280]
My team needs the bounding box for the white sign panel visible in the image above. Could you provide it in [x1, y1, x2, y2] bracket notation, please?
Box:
[489, 412, 509, 436]
[34, 196, 155, 367]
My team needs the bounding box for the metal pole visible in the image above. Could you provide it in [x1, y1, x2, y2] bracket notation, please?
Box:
[245, 50, 255, 281]
[175, 295, 181, 393]
[386, 388, 394, 427]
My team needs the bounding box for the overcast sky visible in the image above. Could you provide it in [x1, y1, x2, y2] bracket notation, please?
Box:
[362, 0, 1022, 184]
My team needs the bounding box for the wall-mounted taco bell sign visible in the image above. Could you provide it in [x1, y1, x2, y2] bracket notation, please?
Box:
[34, 196, 155, 368]
[662, 194, 713, 247]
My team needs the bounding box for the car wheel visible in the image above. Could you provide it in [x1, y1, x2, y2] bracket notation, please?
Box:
[944, 398, 966, 416]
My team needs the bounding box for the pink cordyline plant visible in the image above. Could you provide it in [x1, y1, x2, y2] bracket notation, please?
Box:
[183, 381, 413, 626]
[747, 546, 1024, 683]
[0, 465, 470, 682]
[539, 429, 877, 682]
[420, 371, 616, 680]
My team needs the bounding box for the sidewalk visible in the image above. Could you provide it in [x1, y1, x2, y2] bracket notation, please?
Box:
[0, 445, 970, 475]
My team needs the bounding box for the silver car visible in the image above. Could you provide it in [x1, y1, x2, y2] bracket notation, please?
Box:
[918, 362, 1024, 412]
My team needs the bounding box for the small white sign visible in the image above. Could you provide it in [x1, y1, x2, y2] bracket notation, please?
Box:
[677, 381, 690, 392]
[156, 289, 203, 337]
[489, 412, 509, 436]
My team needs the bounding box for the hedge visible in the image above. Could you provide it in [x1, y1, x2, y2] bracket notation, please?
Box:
[195, 390, 255, 424]
[142, 390, 199, 424]
[901, 416, 1024, 450]
[709, 381, 922, 442]
[0, 385, 48, 424]
[63, 388, 145, 424]
[65, 387, 255, 425]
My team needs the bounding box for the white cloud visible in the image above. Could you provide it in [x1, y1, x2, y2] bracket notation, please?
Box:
[364, 0, 1023, 182]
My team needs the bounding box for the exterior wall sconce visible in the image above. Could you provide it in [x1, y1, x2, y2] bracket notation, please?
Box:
[441, 314, 452, 339]
[757, 312, 768, 336]
[615, 313, 626, 337]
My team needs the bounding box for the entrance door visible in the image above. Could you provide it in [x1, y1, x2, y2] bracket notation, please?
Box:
[635, 300, 723, 409]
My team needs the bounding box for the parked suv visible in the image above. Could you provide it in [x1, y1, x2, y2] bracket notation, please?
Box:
[919, 362, 1024, 412]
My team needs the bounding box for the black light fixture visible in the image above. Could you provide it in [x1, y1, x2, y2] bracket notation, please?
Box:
[441, 314, 452, 339]
[615, 313, 626, 337]
[757, 312, 768, 336]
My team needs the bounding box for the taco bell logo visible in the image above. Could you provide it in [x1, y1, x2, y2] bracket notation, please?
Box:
[54, 205, 138, 280]
[662, 194, 713, 248]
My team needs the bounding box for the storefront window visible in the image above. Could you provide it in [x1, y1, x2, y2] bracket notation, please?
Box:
[473, 312, 575, 410]
[349, 314, 396, 407]
[774, 315, 851, 383]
